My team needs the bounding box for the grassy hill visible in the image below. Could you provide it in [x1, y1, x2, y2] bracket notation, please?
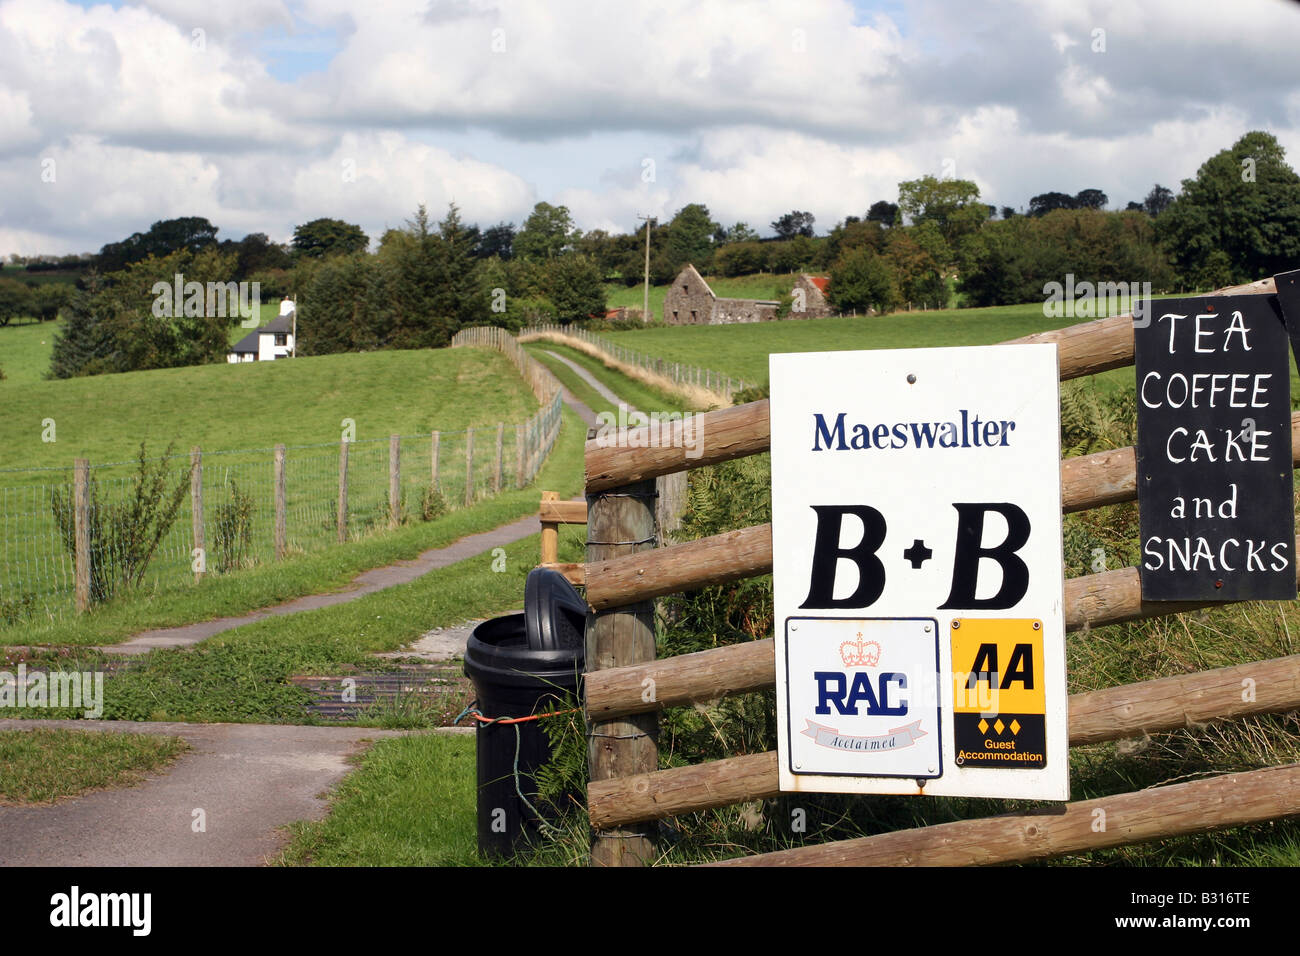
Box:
[1, 347, 535, 477]
[0, 321, 59, 386]
[0, 345, 545, 618]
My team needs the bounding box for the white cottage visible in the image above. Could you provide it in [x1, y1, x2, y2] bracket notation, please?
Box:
[227, 313, 294, 363]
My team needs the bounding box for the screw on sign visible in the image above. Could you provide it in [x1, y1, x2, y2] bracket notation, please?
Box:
[769, 345, 1070, 801]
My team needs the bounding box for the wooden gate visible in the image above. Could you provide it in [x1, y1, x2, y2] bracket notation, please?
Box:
[579, 275, 1300, 866]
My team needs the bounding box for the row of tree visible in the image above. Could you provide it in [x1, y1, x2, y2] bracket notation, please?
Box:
[27, 130, 1300, 377]
[827, 131, 1300, 312]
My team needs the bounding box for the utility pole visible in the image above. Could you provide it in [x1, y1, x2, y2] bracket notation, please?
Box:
[637, 214, 655, 322]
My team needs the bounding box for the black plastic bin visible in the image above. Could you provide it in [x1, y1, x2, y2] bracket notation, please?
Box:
[462, 568, 586, 858]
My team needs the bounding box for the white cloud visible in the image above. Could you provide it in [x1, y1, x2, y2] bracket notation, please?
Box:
[0, 0, 1298, 252]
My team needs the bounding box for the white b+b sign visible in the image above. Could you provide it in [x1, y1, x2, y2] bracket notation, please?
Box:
[770, 345, 1070, 801]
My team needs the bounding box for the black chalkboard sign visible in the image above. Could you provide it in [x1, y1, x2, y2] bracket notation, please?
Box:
[1277, 269, 1300, 372]
[1135, 294, 1295, 601]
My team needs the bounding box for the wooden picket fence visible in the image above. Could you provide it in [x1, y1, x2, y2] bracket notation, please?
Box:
[579, 274, 1300, 866]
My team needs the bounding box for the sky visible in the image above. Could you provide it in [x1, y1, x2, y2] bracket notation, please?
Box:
[1, 0, 1299, 255]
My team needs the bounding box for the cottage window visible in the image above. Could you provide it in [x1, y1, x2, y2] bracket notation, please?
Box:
[274, 333, 287, 346]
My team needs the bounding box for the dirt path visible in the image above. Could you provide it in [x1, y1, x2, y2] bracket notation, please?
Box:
[0, 718, 468, 866]
[543, 349, 636, 411]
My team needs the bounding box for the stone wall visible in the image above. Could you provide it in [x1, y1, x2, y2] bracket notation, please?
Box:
[663, 264, 716, 325]
[791, 274, 832, 318]
[712, 297, 780, 324]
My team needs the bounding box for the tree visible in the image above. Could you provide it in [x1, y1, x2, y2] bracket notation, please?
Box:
[298, 254, 380, 354]
[1074, 189, 1109, 210]
[667, 203, 719, 269]
[1000, 206, 1018, 219]
[514, 202, 580, 261]
[477, 222, 516, 260]
[718, 222, 759, 244]
[829, 246, 900, 313]
[232, 232, 292, 275]
[97, 216, 220, 271]
[1142, 184, 1174, 218]
[770, 210, 816, 239]
[292, 218, 369, 258]
[883, 229, 944, 307]
[48, 290, 115, 378]
[866, 201, 899, 227]
[546, 254, 605, 321]
[0, 278, 31, 326]
[897, 176, 983, 248]
[1157, 131, 1300, 284]
[32, 283, 69, 322]
[1028, 191, 1077, 217]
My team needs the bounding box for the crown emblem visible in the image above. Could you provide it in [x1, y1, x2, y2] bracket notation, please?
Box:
[839, 633, 881, 668]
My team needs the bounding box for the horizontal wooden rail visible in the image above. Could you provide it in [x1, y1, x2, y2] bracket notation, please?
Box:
[585, 535, 1300, 720]
[584, 412, 1300, 611]
[586, 400, 770, 493]
[705, 761, 1300, 866]
[588, 653, 1300, 829]
[583, 278, 1277, 493]
[540, 500, 588, 524]
[587, 524, 771, 611]
[541, 561, 585, 586]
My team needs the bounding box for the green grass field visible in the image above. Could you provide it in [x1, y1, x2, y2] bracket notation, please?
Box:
[600, 300, 1117, 385]
[0, 728, 187, 804]
[0, 346, 546, 619]
[1, 346, 534, 474]
[0, 321, 59, 386]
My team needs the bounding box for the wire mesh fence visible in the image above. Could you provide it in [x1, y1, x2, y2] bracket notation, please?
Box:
[0, 406, 562, 622]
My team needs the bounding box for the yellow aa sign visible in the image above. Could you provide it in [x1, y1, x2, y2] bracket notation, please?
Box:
[950, 618, 1048, 769]
[951, 618, 1046, 715]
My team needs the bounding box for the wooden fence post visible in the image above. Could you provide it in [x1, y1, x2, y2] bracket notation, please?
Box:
[337, 440, 349, 543]
[74, 458, 89, 612]
[515, 424, 525, 488]
[274, 443, 286, 560]
[431, 431, 440, 493]
[494, 422, 504, 494]
[389, 433, 401, 529]
[540, 490, 559, 565]
[465, 428, 475, 507]
[586, 477, 659, 866]
[190, 446, 204, 581]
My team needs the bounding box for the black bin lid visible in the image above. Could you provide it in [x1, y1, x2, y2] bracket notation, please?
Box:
[525, 567, 588, 652]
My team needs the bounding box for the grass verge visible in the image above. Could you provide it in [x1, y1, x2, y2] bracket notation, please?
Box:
[0, 727, 188, 804]
[274, 731, 479, 866]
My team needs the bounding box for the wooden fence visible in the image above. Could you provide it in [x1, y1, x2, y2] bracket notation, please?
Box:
[520, 323, 754, 403]
[579, 275, 1300, 866]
